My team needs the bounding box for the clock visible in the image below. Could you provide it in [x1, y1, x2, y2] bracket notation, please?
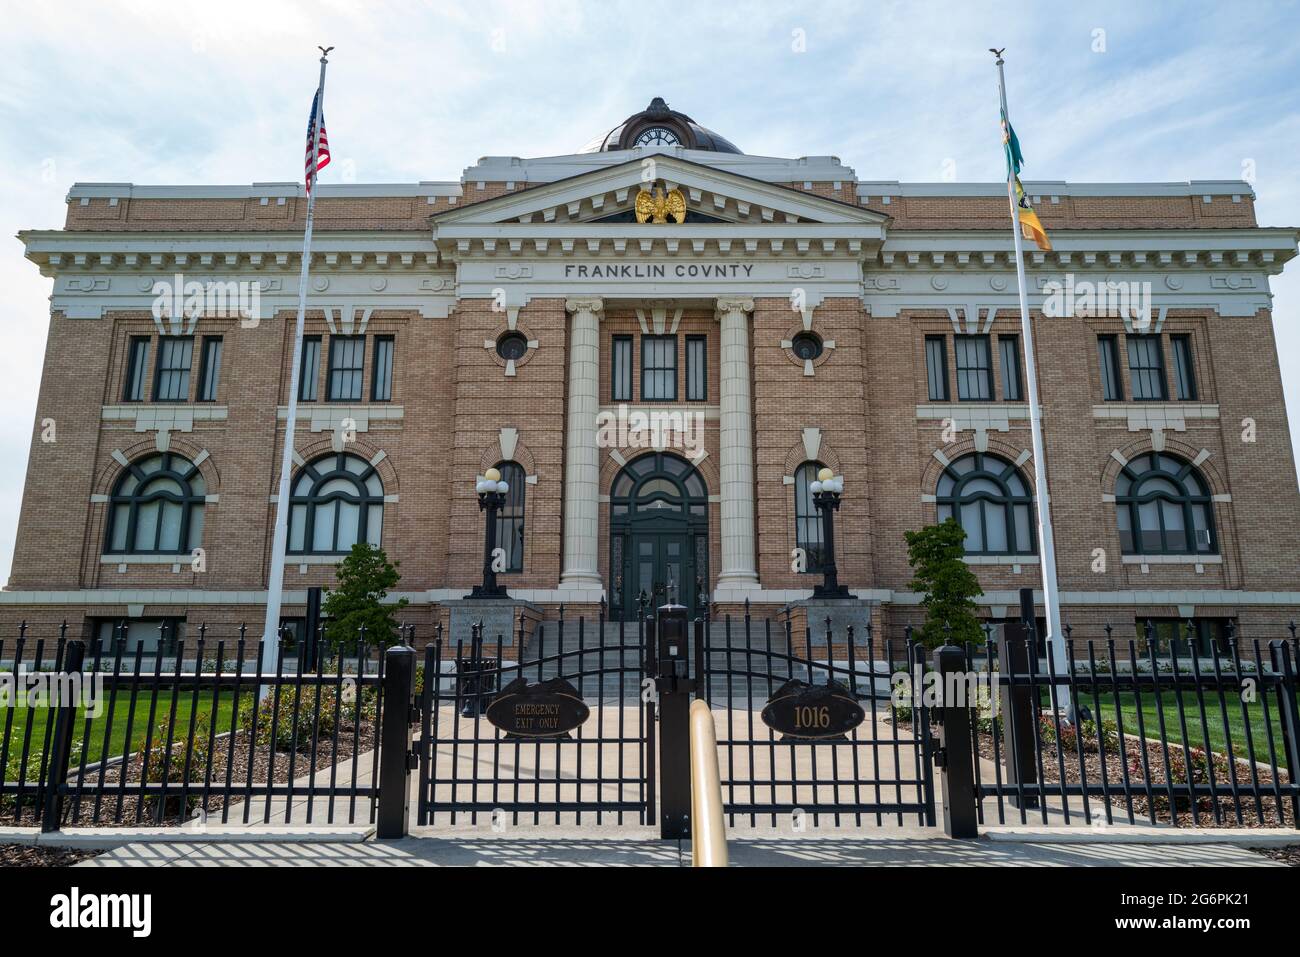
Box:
[633, 126, 681, 147]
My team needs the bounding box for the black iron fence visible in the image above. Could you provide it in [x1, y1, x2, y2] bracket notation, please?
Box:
[5, 612, 1298, 837]
[961, 624, 1300, 829]
[1, 625, 386, 831]
[697, 611, 935, 828]
[416, 609, 652, 827]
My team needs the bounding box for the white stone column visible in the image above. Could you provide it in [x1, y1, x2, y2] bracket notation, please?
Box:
[714, 297, 760, 595]
[559, 297, 604, 593]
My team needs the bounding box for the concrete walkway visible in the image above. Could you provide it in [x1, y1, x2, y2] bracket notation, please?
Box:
[74, 825, 1283, 867]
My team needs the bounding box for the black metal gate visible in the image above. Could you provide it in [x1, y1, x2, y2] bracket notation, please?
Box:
[694, 610, 937, 827]
[416, 610, 653, 826]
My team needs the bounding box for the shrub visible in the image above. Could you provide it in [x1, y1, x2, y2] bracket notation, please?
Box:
[134, 714, 210, 821]
[1140, 745, 1236, 813]
[1, 741, 83, 816]
[242, 684, 374, 752]
[904, 520, 984, 650]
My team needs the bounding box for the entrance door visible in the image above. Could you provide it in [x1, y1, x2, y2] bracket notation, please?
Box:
[609, 452, 709, 621]
[629, 532, 692, 615]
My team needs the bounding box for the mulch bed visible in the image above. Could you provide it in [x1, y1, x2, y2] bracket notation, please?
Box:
[895, 713, 1295, 828]
[1251, 845, 1300, 866]
[0, 844, 100, 867]
[1, 723, 376, 829]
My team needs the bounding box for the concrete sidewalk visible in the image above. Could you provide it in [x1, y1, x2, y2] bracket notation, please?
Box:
[75, 825, 1285, 867]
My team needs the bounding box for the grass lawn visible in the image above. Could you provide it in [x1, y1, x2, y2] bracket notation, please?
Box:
[1083, 690, 1294, 760]
[2, 689, 254, 769]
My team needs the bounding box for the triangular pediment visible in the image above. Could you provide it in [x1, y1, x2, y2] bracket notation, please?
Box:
[432, 155, 888, 230]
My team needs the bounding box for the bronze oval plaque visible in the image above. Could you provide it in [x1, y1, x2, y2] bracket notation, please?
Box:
[761, 678, 865, 740]
[485, 676, 590, 739]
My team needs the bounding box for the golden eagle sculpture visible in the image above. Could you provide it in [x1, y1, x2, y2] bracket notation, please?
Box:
[635, 185, 687, 224]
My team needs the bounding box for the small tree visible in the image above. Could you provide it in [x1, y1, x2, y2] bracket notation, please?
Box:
[322, 543, 409, 653]
[904, 519, 984, 649]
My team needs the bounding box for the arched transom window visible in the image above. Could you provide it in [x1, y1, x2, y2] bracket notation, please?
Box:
[1115, 452, 1216, 555]
[106, 452, 206, 554]
[936, 452, 1036, 556]
[289, 452, 384, 554]
[610, 452, 708, 519]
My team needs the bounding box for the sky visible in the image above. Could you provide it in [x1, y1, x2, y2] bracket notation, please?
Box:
[1, 0, 1298, 587]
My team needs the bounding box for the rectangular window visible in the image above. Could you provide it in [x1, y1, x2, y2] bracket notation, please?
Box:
[998, 335, 1023, 401]
[299, 336, 321, 402]
[641, 334, 677, 401]
[371, 335, 394, 401]
[1097, 335, 1123, 401]
[96, 617, 185, 657]
[924, 335, 949, 401]
[954, 334, 993, 401]
[1126, 334, 1167, 401]
[123, 336, 150, 402]
[153, 336, 193, 401]
[611, 335, 632, 402]
[685, 335, 707, 401]
[1136, 618, 1231, 658]
[1171, 334, 1197, 401]
[197, 336, 223, 402]
[328, 335, 365, 401]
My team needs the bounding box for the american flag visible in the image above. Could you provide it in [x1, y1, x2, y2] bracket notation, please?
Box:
[304, 90, 330, 193]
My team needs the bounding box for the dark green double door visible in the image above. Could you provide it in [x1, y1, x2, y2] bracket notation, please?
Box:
[614, 528, 702, 620]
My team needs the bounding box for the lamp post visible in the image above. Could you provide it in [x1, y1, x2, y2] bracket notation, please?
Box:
[810, 467, 850, 599]
[470, 466, 510, 599]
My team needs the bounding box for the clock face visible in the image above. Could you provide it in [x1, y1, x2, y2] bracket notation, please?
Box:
[634, 126, 681, 147]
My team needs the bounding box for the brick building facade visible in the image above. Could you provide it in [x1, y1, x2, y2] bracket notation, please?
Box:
[6, 99, 1300, 651]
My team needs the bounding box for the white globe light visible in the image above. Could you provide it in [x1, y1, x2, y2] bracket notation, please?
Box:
[830, 478, 844, 493]
[476, 480, 491, 494]
[810, 480, 824, 494]
[484, 467, 502, 483]
[496, 481, 509, 494]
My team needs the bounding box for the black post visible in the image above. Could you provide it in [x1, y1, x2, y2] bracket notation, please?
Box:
[934, 644, 978, 838]
[376, 641, 416, 839]
[655, 604, 693, 839]
[470, 489, 508, 599]
[996, 622, 1039, 809]
[1269, 641, 1300, 827]
[1018, 586, 1038, 655]
[304, 585, 322, 671]
[42, 639, 86, 832]
[812, 488, 850, 599]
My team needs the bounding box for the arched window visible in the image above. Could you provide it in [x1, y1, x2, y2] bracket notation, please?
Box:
[793, 461, 825, 573]
[106, 452, 206, 554]
[1115, 452, 1216, 555]
[936, 452, 1036, 556]
[494, 460, 525, 573]
[289, 452, 384, 554]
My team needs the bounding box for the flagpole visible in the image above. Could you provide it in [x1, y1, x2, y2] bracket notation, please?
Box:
[993, 50, 1072, 721]
[261, 48, 331, 688]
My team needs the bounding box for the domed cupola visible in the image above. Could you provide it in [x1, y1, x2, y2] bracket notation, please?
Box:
[580, 97, 742, 154]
